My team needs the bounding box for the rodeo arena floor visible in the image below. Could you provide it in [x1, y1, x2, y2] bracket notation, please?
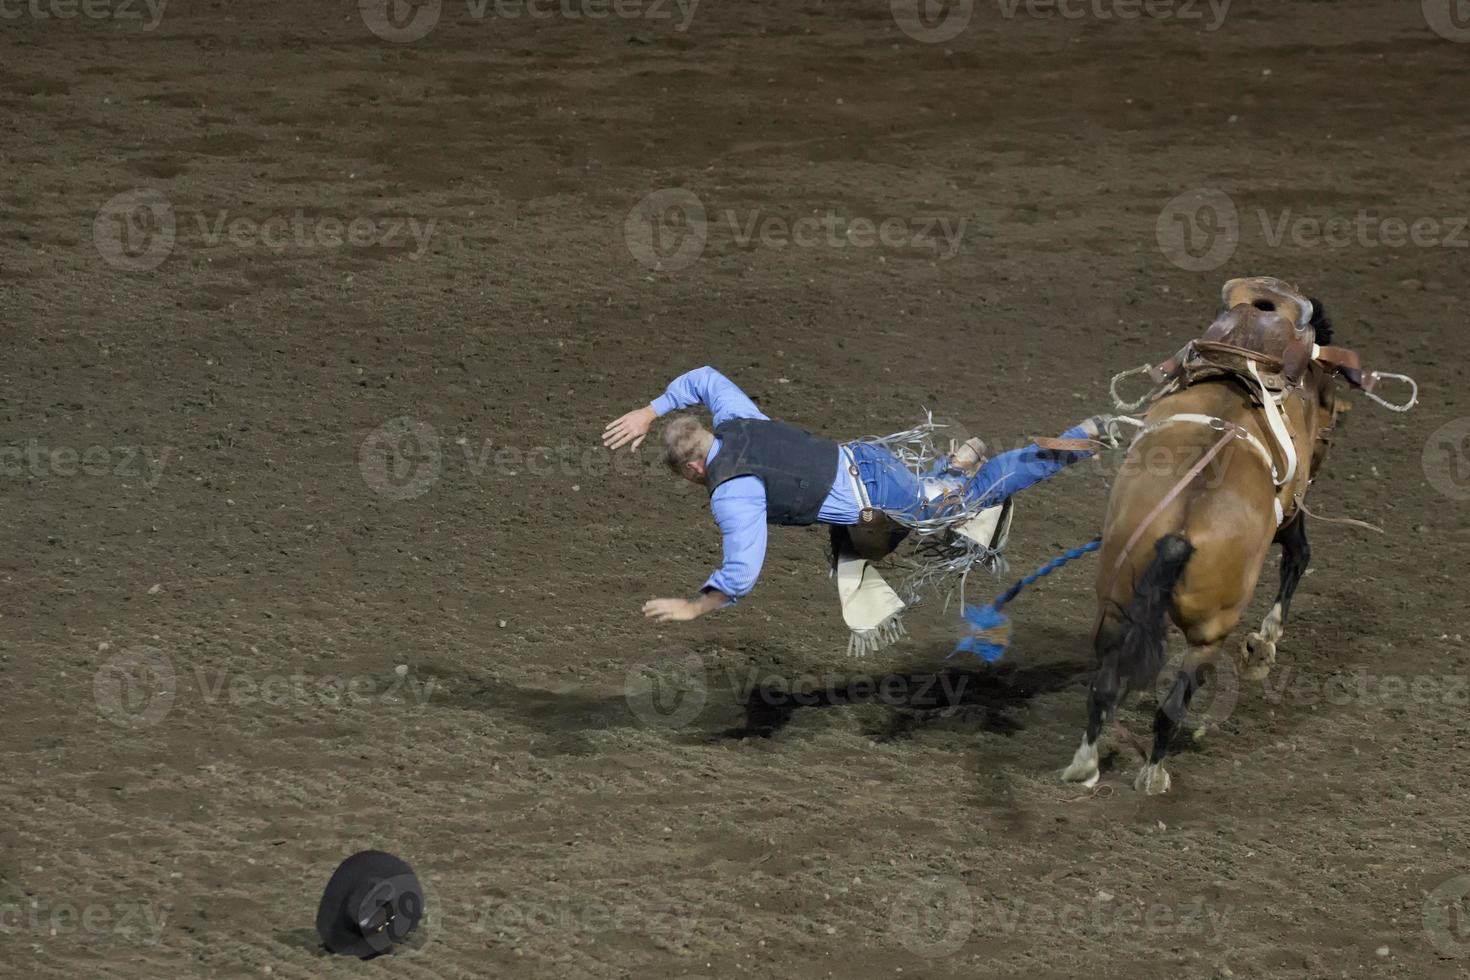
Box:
[5, 1, 1470, 978]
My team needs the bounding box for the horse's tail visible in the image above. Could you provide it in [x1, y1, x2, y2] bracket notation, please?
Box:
[1115, 533, 1195, 689]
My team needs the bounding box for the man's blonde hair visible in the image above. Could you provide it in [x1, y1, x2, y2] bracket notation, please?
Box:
[661, 414, 709, 472]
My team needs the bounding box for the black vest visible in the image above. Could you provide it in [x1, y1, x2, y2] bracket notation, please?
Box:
[705, 418, 841, 526]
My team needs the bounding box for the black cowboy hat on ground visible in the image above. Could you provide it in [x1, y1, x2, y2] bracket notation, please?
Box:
[315, 850, 424, 959]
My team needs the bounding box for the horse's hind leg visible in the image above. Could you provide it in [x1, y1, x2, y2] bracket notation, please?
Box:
[1062, 624, 1123, 787]
[1135, 640, 1223, 795]
[1239, 514, 1311, 681]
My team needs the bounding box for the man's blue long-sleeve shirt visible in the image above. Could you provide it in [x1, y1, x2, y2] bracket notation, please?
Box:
[651, 366, 1092, 602]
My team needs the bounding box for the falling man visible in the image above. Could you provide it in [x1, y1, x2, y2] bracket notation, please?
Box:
[603, 366, 1117, 655]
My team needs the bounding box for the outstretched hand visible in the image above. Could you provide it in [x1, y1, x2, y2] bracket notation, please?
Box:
[642, 591, 730, 623]
[603, 406, 657, 451]
[642, 598, 702, 622]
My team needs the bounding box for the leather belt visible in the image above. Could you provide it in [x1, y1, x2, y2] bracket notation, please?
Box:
[840, 443, 881, 525]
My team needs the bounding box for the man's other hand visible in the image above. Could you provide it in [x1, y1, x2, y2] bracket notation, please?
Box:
[604, 406, 657, 451]
[642, 591, 729, 622]
[642, 598, 701, 622]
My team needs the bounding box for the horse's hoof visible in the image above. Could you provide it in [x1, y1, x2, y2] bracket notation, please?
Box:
[1061, 761, 1100, 787]
[1061, 741, 1099, 785]
[1134, 763, 1172, 795]
[1237, 633, 1276, 682]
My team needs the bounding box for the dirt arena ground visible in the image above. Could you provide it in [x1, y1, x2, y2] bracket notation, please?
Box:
[4, 0, 1470, 976]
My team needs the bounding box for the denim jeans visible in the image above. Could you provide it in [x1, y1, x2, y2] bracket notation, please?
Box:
[848, 423, 1093, 524]
[846, 442, 936, 523]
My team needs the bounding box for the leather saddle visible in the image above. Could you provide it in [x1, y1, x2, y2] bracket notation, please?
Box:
[1152, 276, 1383, 397]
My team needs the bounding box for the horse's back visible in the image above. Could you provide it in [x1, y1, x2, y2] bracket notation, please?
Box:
[1096, 381, 1281, 638]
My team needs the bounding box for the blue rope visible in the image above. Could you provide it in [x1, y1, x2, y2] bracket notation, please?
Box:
[951, 537, 1102, 662]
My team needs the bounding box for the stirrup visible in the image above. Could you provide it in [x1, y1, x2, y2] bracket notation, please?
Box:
[1110, 363, 1161, 412]
[1362, 371, 1419, 413]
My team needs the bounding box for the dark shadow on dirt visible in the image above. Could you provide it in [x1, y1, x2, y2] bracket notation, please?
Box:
[430, 648, 1098, 749]
[723, 658, 1090, 739]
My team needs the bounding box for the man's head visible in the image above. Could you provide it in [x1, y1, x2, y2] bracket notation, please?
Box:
[662, 414, 715, 484]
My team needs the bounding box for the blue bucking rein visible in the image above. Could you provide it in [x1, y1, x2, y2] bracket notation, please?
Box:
[951, 537, 1102, 663]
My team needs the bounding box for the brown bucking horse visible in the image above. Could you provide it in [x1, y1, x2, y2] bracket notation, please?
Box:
[1061, 276, 1385, 795]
